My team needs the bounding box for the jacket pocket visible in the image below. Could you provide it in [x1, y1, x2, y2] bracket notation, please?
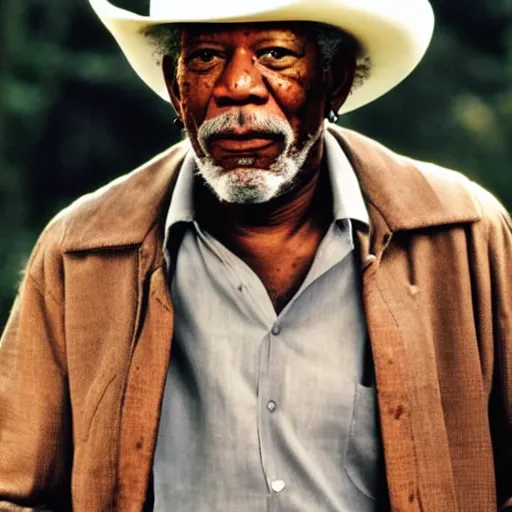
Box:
[344, 384, 381, 501]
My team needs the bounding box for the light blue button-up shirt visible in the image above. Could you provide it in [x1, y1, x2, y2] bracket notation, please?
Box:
[154, 129, 382, 511]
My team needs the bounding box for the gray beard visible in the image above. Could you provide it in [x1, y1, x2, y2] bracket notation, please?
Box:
[193, 112, 323, 204]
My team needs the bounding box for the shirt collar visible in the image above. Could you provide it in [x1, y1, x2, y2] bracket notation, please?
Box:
[164, 149, 196, 229]
[164, 128, 370, 237]
[323, 129, 369, 226]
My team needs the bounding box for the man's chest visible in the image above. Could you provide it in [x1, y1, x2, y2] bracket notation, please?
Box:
[154, 224, 381, 511]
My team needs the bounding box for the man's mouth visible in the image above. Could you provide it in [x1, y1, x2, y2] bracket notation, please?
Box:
[208, 132, 283, 155]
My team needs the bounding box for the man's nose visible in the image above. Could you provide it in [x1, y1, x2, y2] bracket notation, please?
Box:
[213, 49, 269, 106]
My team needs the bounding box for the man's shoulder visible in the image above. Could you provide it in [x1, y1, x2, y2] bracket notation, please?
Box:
[41, 139, 190, 254]
[332, 125, 476, 200]
[329, 126, 509, 232]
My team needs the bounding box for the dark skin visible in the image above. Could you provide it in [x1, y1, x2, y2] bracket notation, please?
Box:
[164, 22, 356, 313]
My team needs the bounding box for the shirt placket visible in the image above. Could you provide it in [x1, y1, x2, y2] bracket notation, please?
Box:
[257, 322, 288, 510]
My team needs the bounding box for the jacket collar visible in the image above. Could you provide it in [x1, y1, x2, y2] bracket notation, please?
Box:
[329, 126, 481, 232]
[61, 129, 480, 252]
[61, 140, 190, 252]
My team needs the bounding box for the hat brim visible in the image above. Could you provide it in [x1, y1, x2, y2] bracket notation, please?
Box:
[89, 0, 434, 114]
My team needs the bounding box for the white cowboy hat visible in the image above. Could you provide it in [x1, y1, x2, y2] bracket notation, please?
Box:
[89, 0, 435, 114]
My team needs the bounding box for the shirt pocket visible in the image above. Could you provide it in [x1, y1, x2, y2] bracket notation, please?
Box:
[343, 384, 381, 501]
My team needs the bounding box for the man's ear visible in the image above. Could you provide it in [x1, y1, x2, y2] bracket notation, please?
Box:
[323, 49, 357, 114]
[162, 55, 182, 118]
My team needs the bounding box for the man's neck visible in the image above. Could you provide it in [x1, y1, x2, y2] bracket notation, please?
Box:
[195, 162, 330, 245]
[196, 162, 331, 312]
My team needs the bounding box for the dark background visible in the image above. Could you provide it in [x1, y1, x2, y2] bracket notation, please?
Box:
[1, 0, 512, 327]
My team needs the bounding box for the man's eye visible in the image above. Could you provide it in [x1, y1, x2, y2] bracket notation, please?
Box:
[257, 47, 298, 68]
[197, 50, 216, 62]
[259, 48, 294, 60]
[186, 50, 221, 66]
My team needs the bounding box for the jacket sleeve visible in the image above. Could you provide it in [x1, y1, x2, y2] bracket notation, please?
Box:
[0, 220, 72, 511]
[481, 190, 512, 512]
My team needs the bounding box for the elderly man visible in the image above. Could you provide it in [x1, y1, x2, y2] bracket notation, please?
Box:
[1, 0, 511, 511]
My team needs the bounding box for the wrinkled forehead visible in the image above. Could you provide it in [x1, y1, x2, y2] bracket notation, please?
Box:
[180, 21, 317, 45]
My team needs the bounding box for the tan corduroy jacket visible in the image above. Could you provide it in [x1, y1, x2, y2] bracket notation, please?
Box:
[0, 126, 511, 512]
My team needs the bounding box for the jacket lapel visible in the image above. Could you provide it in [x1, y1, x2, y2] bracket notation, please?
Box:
[355, 205, 423, 511]
[117, 255, 175, 511]
[343, 126, 470, 511]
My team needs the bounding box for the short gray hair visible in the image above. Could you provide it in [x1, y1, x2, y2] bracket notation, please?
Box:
[144, 22, 370, 89]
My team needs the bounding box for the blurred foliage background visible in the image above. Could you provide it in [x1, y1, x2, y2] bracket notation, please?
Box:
[1, 0, 512, 327]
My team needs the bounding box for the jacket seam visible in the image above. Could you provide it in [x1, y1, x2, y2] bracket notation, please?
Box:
[24, 272, 67, 376]
[150, 279, 172, 313]
[26, 272, 62, 307]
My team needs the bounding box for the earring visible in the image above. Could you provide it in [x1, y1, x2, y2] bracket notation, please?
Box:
[173, 117, 184, 130]
[328, 108, 339, 124]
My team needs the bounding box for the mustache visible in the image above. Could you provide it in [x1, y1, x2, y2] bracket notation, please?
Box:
[197, 111, 294, 155]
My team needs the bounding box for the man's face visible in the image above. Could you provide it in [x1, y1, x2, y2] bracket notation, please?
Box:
[167, 23, 334, 204]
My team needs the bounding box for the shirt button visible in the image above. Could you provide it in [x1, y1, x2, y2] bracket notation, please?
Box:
[267, 401, 277, 412]
[271, 324, 281, 335]
[271, 480, 286, 493]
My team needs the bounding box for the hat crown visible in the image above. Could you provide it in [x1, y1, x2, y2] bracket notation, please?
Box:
[149, 0, 292, 18]
[149, 0, 167, 16]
